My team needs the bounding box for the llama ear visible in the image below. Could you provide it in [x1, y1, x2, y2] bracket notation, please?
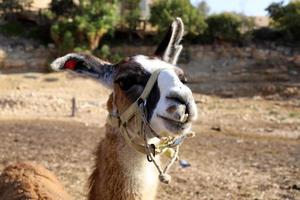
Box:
[154, 17, 184, 65]
[51, 53, 115, 88]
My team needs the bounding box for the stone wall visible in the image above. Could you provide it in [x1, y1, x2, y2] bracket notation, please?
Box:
[181, 45, 300, 97]
[1, 34, 299, 98]
[0, 35, 53, 73]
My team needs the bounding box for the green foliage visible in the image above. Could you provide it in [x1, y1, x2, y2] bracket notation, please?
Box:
[0, 22, 24, 36]
[50, 0, 77, 17]
[0, 0, 32, 14]
[239, 14, 255, 33]
[150, 0, 207, 37]
[50, 0, 120, 53]
[252, 27, 282, 42]
[205, 12, 242, 42]
[266, 1, 300, 42]
[0, 21, 51, 43]
[99, 44, 111, 59]
[94, 44, 124, 63]
[120, 0, 141, 31]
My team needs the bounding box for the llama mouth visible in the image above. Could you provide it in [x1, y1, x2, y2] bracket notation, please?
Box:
[157, 115, 190, 133]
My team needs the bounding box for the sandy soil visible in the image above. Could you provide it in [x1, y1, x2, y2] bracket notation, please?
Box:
[0, 72, 299, 199]
[0, 120, 299, 200]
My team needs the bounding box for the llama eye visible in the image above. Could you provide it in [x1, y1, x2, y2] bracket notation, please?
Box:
[116, 78, 137, 91]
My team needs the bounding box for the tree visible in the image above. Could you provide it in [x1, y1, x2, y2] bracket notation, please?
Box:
[50, 0, 120, 52]
[120, 0, 141, 32]
[236, 13, 255, 33]
[50, 0, 77, 17]
[266, 0, 300, 42]
[0, 0, 33, 17]
[205, 12, 242, 42]
[150, 0, 207, 37]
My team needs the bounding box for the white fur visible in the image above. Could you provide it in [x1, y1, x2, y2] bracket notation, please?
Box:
[133, 55, 197, 135]
[119, 140, 159, 200]
[133, 55, 175, 73]
[163, 17, 184, 65]
[50, 53, 85, 71]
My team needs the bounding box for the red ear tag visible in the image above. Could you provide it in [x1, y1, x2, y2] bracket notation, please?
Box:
[64, 59, 77, 70]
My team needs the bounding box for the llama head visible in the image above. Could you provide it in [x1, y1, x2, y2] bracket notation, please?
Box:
[51, 18, 197, 136]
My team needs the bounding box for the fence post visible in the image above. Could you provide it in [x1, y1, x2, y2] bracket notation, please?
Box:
[71, 97, 77, 117]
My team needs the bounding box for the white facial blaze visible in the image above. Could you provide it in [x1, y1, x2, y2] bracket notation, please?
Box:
[133, 55, 197, 135]
[150, 70, 195, 134]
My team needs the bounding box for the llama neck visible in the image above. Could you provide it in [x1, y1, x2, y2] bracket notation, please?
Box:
[88, 124, 159, 200]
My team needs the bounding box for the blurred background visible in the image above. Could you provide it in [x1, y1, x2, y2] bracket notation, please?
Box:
[0, 0, 299, 199]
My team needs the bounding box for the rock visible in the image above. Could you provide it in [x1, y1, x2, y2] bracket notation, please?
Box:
[292, 55, 300, 67]
[279, 65, 288, 72]
[252, 49, 268, 60]
[179, 160, 191, 168]
[0, 49, 6, 60]
[289, 71, 298, 76]
[264, 127, 274, 132]
[211, 125, 221, 132]
[3, 59, 27, 69]
[283, 87, 298, 97]
[25, 44, 34, 52]
[270, 50, 280, 58]
[47, 43, 55, 49]
[262, 84, 277, 95]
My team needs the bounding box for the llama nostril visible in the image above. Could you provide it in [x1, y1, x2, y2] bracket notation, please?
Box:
[166, 104, 188, 122]
[166, 105, 177, 114]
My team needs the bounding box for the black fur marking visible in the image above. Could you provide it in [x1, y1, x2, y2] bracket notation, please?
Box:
[146, 82, 160, 121]
[154, 25, 173, 58]
[154, 18, 184, 64]
[114, 60, 161, 120]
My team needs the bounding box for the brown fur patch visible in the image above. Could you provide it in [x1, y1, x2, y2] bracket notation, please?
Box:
[88, 125, 143, 200]
[0, 162, 71, 200]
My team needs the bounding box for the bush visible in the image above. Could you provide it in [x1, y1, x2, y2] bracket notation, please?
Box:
[266, 1, 300, 42]
[50, 0, 119, 53]
[205, 12, 242, 43]
[50, 0, 77, 17]
[120, 0, 141, 32]
[94, 44, 124, 63]
[0, 22, 24, 36]
[252, 27, 283, 42]
[0, 0, 33, 17]
[150, 0, 207, 38]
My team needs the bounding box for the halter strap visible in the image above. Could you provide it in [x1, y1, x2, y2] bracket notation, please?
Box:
[118, 68, 166, 127]
[107, 68, 195, 184]
[108, 68, 168, 152]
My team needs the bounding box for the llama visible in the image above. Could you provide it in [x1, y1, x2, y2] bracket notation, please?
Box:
[0, 162, 72, 200]
[0, 18, 197, 200]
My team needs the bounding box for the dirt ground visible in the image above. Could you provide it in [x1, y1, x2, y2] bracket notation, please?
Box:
[0, 72, 299, 200]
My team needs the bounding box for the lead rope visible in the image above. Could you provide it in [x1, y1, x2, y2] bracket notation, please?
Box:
[110, 68, 194, 184]
[139, 102, 179, 184]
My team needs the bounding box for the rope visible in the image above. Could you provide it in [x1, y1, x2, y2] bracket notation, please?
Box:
[108, 68, 195, 184]
[139, 102, 189, 184]
[142, 122, 180, 184]
[109, 98, 194, 184]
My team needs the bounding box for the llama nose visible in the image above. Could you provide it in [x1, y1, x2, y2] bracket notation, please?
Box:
[165, 89, 194, 122]
[166, 104, 188, 123]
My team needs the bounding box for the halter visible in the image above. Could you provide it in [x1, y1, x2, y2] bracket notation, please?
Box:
[108, 68, 194, 184]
